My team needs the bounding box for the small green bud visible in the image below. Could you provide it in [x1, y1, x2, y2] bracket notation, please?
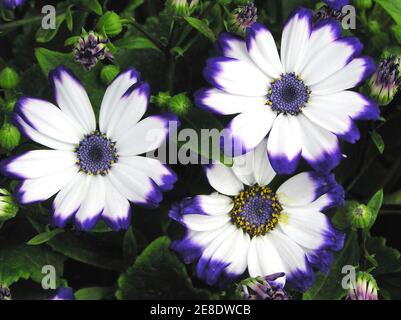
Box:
[167, 0, 199, 18]
[0, 122, 21, 150]
[151, 91, 171, 109]
[0, 189, 18, 223]
[347, 203, 372, 229]
[97, 11, 122, 37]
[355, 0, 373, 10]
[168, 93, 192, 115]
[4, 99, 16, 113]
[0, 67, 19, 90]
[100, 65, 120, 85]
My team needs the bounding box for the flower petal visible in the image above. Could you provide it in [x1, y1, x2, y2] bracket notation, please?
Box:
[15, 166, 77, 205]
[49, 66, 96, 133]
[74, 175, 106, 231]
[246, 22, 284, 78]
[99, 68, 140, 133]
[116, 113, 178, 156]
[311, 57, 376, 95]
[1, 150, 76, 179]
[204, 163, 244, 196]
[194, 88, 265, 115]
[281, 8, 313, 74]
[267, 114, 302, 174]
[253, 137, 276, 186]
[203, 57, 270, 96]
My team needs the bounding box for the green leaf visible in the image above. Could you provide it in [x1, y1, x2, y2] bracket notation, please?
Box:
[35, 14, 66, 43]
[303, 231, 360, 300]
[0, 244, 66, 287]
[370, 131, 385, 154]
[376, 0, 401, 26]
[35, 47, 105, 112]
[184, 17, 216, 42]
[366, 236, 401, 275]
[85, 0, 103, 16]
[66, 6, 74, 32]
[64, 36, 80, 46]
[75, 287, 114, 300]
[114, 36, 161, 52]
[26, 213, 124, 272]
[116, 236, 210, 299]
[367, 189, 384, 230]
[123, 227, 137, 267]
[27, 229, 64, 246]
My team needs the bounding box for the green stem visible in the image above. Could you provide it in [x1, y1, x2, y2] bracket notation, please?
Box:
[166, 55, 176, 92]
[0, 15, 45, 32]
[126, 18, 165, 53]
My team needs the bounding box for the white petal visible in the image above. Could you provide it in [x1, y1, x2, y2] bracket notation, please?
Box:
[267, 114, 302, 174]
[248, 235, 286, 285]
[52, 172, 89, 227]
[224, 108, 276, 156]
[102, 179, 131, 230]
[253, 137, 276, 186]
[50, 66, 96, 133]
[75, 176, 106, 230]
[217, 32, 256, 64]
[204, 162, 243, 196]
[15, 97, 84, 144]
[2, 150, 76, 179]
[194, 88, 266, 115]
[16, 166, 77, 204]
[204, 57, 270, 96]
[246, 23, 284, 78]
[232, 151, 256, 186]
[181, 213, 231, 231]
[99, 68, 140, 133]
[281, 8, 313, 73]
[104, 82, 149, 141]
[116, 114, 176, 156]
[225, 228, 251, 276]
[311, 57, 375, 95]
[194, 193, 234, 216]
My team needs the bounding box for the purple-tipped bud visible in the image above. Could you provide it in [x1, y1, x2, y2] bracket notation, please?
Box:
[313, 1, 349, 25]
[238, 273, 288, 300]
[0, 285, 11, 300]
[347, 271, 379, 300]
[230, 2, 258, 36]
[369, 55, 401, 106]
[74, 31, 114, 71]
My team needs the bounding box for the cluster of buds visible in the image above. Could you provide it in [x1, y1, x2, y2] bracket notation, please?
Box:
[0, 285, 11, 300]
[347, 271, 379, 300]
[238, 273, 288, 300]
[0, 188, 18, 222]
[369, 55, 401, 106]
[74, 32, 114, 71]
[229, 2, 258, 36]
[167, 0, 199, 18]
[313, 0, 349, 24]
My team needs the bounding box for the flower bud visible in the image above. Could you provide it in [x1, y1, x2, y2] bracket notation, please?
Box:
[369, 55, 401, 106]
[0, 284, 11, 300]
[355, 0, 373, 10]
[4, 99, 16, 113]
[97, 11, 123, 37]
[167, 0, 199, 18]
[168, 93, 192, 116]
[347, 271, 379, 300]
[237, 273, 288, 300]
[0, 188, 18, 223]
[347, 203, 372, 229]
[151, 91, 171, 109]
[0, 67, 19, 90]
[100, 65, 120, 85]
[229, 2, 258, 36]
[0, 122, 21, 150]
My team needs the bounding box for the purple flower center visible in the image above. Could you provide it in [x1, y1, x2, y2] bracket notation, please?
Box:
[76, 132, 118, 175]
[266, 73, 310, 115]
[231, 185, 282, 237]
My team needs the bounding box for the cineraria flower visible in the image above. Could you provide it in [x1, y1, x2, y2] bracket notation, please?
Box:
[49, 287, 75, 300]
[74, 31, 114, 71]
[369, 55, 401, 106]
[0, 66, 178, 231]
[239, 272, 288, 300]
[1, 0, 26, 10]
[169, 139, 345, 291]
[229, 2, 258, 35]
[195, 8, 379, 174]
[347, 271, 379, 300]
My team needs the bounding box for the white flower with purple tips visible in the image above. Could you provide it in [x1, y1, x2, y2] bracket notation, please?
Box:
[195, 7, 379, 174]
[0, 66, 178, 231]
[169, 139, 345, 292]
